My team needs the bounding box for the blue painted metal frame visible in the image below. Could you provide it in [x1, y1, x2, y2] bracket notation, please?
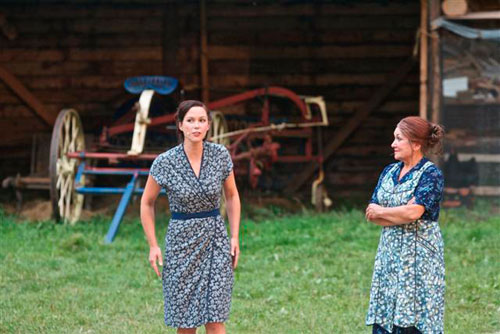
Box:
[104, 172, 137, 244]
[74, 162, 165, 244]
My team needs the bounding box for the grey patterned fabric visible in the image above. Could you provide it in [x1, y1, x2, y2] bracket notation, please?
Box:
[366, 160, 445, 334]
[150, 141, 234, 328]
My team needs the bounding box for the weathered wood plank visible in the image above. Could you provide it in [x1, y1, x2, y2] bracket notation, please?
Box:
[209, 84, 418, 102]
[19, 76, 123, 90]
[5, 60, 165, 76]
[0, 48, 162, 62]
[207, 16, 418, 31]
[326, 101, 418, 114]
[0, 105, 37, 118]
[69, 48, 162, 61]
[327, 116, 411, 128]
[6, 5, 165, 19]
[13, 18, 163, 34]
[205, 3, 419, 16]
[0, 49, 65, 62]
[208, 58, 414, 75]
[209, 30, 416, 46]
[0, 88, 127, 105]
[326, 171, 385, 186]
[183, 73, 419, 88]
[0, 117, 47, 131]
[206, 45, 414, 60]
[6, 34, 164, 48]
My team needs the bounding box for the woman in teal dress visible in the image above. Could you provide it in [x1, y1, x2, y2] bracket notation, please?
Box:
[365, 116, 445, 334]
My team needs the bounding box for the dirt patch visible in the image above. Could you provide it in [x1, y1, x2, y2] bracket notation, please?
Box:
[1, 194, 172, 222]
[2, 200, 52, 221]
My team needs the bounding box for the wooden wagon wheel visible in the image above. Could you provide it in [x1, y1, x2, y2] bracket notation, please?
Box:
[208, 111, 230, 146]
[49, 109, 85, 224]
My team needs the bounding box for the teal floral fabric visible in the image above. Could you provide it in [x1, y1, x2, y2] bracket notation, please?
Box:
[370, 158, 444, 221]
[366, 159, 445, 334]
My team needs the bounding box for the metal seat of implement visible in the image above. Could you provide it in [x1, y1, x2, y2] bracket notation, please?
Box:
[124, 76, 178, 95]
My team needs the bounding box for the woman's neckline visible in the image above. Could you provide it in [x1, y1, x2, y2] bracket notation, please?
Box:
[182, 141, 205, 179]
[397, 156, 426, 182]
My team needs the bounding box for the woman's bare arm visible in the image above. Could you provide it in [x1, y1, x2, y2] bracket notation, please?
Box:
[140, 175, 162, 276]
[365, 199, 425, 226]
[223, 171, 241, 269]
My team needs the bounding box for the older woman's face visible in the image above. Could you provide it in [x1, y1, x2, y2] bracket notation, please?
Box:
[391, 127, 413, 161]
[179, 106, 210, 143]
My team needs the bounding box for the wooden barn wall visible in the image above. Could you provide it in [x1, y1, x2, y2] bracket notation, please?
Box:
[0, 1, 420, 199]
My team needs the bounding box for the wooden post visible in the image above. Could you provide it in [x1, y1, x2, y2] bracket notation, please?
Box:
[200, 0, 209, 103]
[430, 0, 442, 124]
[162, 2, 179, 78]
[420, 0, 429, 119]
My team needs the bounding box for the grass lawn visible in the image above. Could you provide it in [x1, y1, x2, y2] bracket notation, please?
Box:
[1, 203, 499, 334]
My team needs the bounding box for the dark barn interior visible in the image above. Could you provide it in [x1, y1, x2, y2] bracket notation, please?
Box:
[0, 0, 498, 213]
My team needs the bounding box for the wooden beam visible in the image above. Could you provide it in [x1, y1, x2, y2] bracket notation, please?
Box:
[420, 0, 429, 119]
[205, 3, 419, 16]
[200, 0, 209, 103]
[162, 2, 179, 77]
[285, 56, 416, 193]
[430, 0, 442, 124]
[206, 45, 413, 60]
[0, 65, 54, 127]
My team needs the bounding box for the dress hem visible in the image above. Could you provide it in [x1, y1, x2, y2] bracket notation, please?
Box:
[165, 316, 229, 329]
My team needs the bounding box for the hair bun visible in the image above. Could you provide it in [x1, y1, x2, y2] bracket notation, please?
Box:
[428, 123, 445, 153]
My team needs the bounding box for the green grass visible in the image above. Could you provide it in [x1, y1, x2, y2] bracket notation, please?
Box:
[0, 205, 499, 334]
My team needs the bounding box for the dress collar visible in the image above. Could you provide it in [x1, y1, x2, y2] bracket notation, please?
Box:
[393, 157, 429, 184]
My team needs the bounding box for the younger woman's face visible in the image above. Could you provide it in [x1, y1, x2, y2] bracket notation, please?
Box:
[178, 106, 210, 143]
[391, 127, 420, 161]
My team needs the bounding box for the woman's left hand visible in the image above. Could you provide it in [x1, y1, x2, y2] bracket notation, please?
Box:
[365, 203, 385, 221]
[230, 237, 240, 269]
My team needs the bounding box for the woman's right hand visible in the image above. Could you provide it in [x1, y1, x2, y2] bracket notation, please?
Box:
[149, 246, 163, 277]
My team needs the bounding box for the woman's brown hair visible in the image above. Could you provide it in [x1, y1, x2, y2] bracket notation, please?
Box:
[397, 116, 445, 155]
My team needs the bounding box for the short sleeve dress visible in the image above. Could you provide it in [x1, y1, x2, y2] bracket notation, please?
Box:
[366, 158, 446, 334]
[149, 141, 234, 328]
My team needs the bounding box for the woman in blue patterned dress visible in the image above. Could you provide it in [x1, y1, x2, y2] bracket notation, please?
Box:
[140, 100, 241, 334]
[365, 116, 445, 334]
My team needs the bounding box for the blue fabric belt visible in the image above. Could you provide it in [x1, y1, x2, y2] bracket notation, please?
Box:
[170, 208, 220, 220]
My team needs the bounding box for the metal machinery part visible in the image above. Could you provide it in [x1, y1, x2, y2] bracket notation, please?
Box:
[127, 89, 154, 155]
[49, 109, 86, 224]
[311, 169, 332, 212]
[208, 111, 230, 146]
[208, 93, 329, 194]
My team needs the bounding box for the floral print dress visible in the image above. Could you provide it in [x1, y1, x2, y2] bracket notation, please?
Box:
[149, 141, 234, 328]
[366, 158, 445, 334]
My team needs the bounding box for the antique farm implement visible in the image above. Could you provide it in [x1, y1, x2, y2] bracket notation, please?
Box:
[49, 76, 329, 243]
